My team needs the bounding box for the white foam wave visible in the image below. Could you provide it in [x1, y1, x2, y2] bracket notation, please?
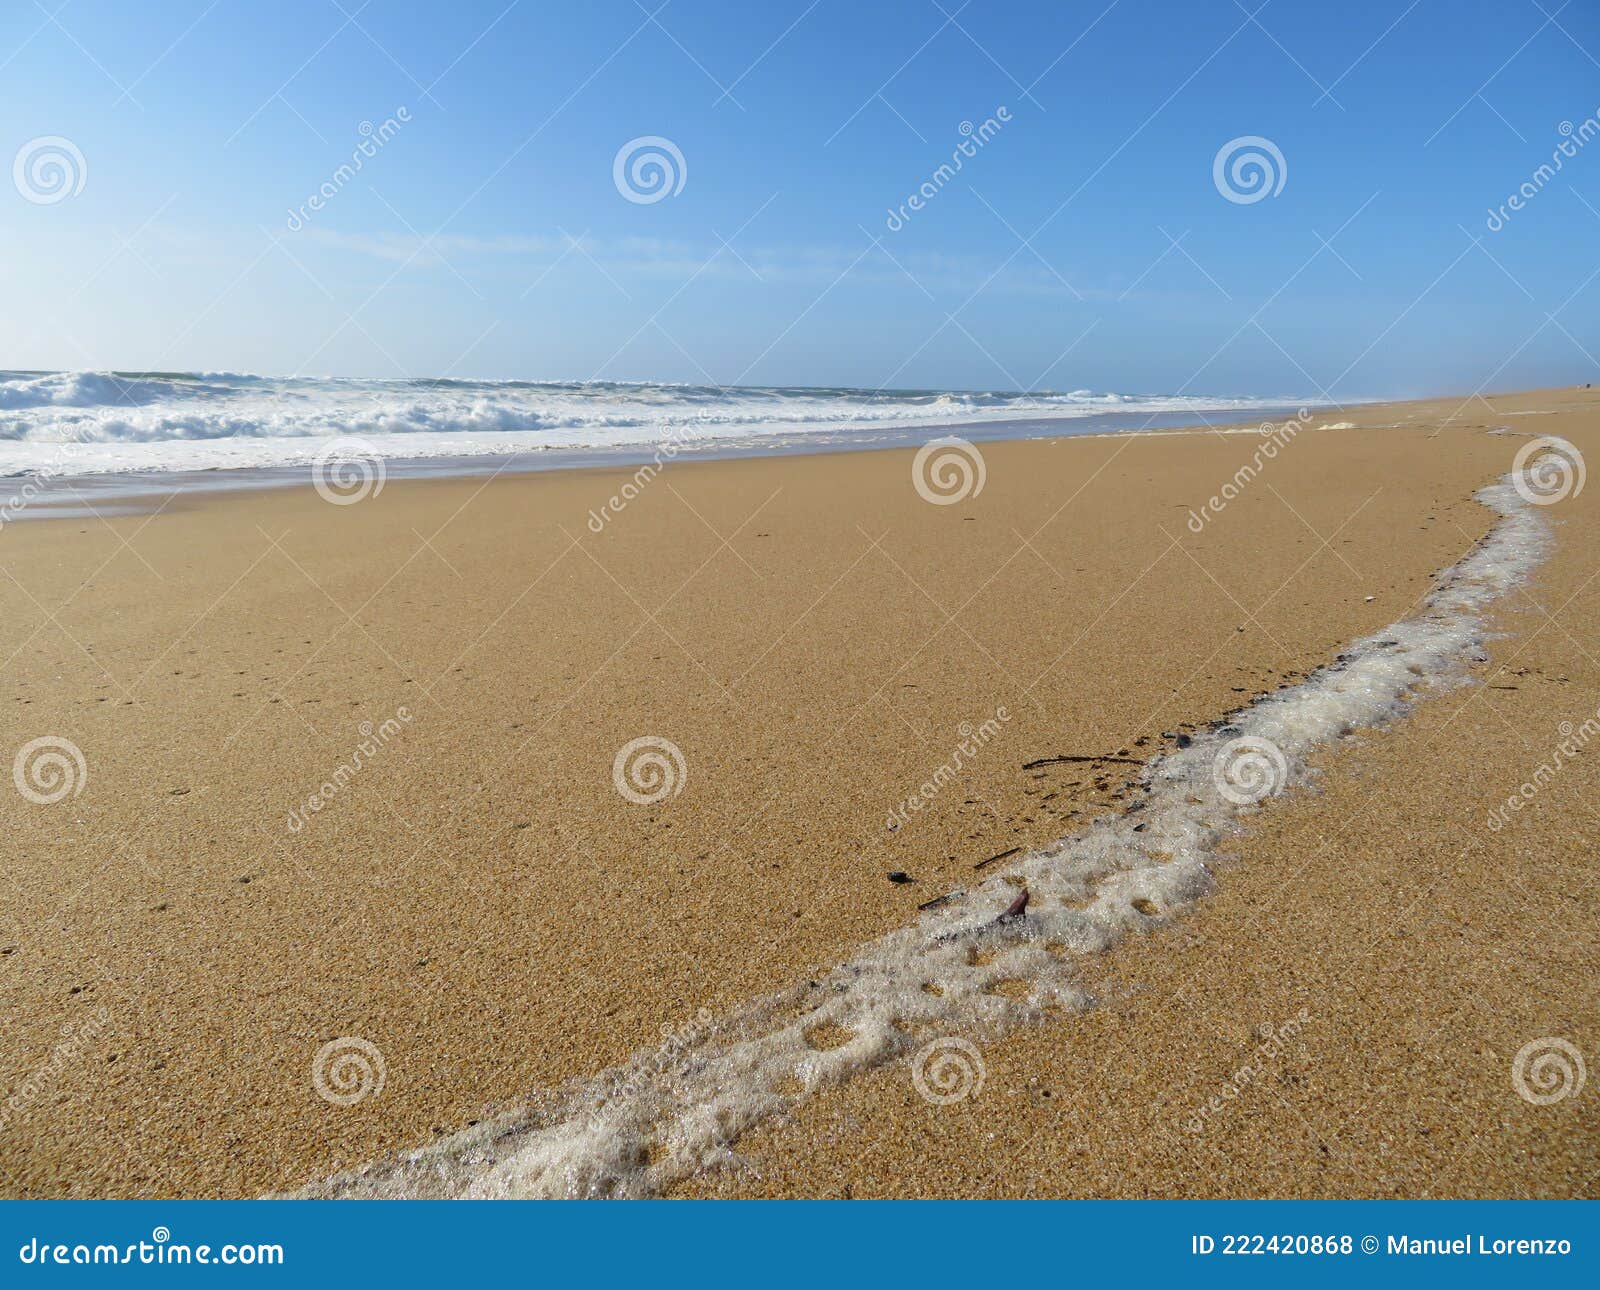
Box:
[297, 469, 1552, 1200]
[0, 371, 1300, 478]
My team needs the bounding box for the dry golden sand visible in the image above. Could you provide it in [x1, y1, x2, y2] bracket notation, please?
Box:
[0, 389, 1594, 1198]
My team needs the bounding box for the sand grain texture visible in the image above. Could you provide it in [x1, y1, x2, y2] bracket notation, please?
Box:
[0, 389, 1594, 1197]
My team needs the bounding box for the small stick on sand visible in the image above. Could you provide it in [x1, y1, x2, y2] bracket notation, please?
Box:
[973, 846, 1022, 871]
[1022, 754, 1144, 769]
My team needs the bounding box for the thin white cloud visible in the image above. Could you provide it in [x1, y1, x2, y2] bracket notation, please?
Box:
[296, 226, 1118, 298]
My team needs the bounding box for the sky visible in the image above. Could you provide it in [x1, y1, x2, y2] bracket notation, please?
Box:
[3, 0, 1599, 397]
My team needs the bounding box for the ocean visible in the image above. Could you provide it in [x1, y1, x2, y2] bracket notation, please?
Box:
[0, 370, 1313, 479]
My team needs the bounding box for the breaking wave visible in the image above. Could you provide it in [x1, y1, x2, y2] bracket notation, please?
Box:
[0, 370, 1298, 477]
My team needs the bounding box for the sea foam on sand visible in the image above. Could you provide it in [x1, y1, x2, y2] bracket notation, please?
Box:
[299, 473, 1553, 1200]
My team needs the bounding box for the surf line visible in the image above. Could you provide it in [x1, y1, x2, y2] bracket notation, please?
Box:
[301, 470, 1554, 1200]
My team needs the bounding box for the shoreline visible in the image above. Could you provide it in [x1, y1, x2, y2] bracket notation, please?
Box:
[12, 383, 1592, 527]
[2, 401, 1323, 522]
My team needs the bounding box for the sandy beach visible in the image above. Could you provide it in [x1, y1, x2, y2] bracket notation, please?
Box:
[1, 388, 1595, 1199]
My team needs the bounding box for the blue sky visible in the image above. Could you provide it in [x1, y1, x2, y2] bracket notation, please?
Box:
[3, 0, 1599, 396]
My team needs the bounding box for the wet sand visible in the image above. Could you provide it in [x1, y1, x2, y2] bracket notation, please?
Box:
[0, 387, 1594, 1197]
